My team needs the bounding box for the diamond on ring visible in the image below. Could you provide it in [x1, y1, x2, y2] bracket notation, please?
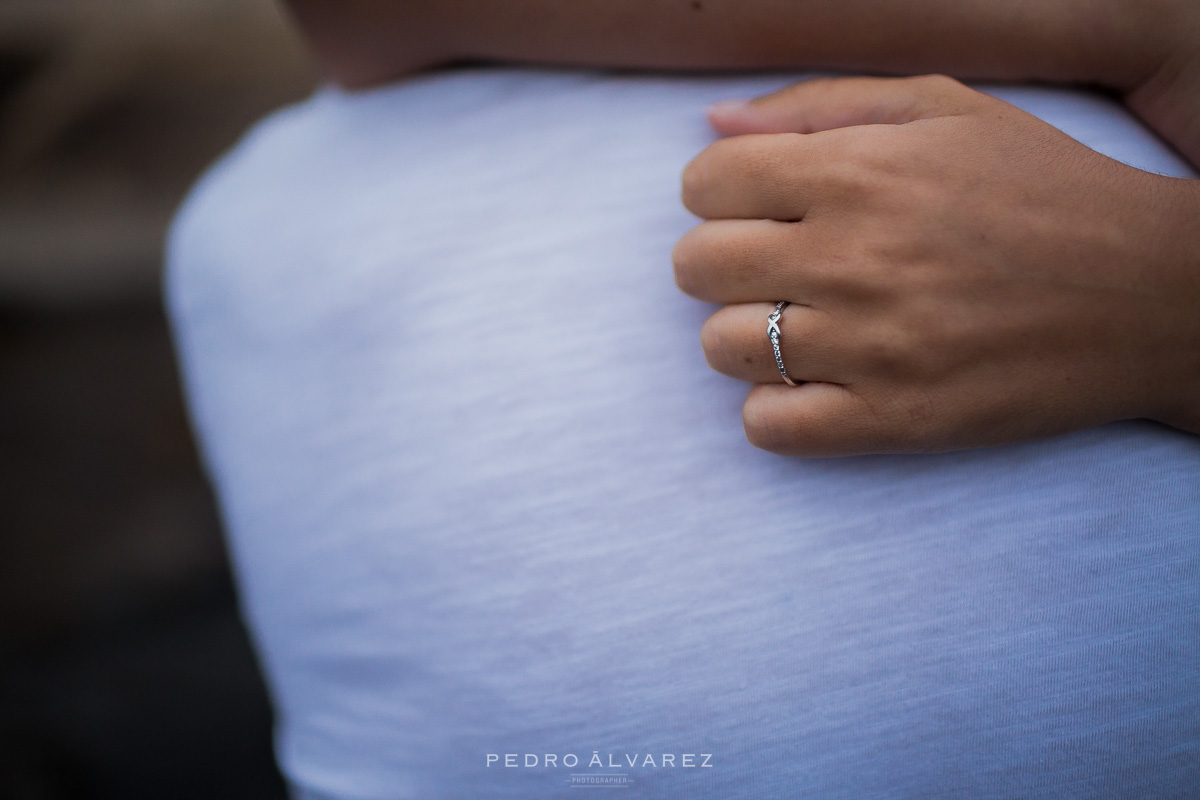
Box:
[767, 301, 800, 387]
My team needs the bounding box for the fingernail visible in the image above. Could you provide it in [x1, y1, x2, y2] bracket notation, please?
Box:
[705, 99, 752, 117]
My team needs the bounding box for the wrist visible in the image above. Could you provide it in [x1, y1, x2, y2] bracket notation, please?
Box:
[1139, 177, 1200, 434]
[1119, 0, 1200, 164]
[285, 0, 454, 88]
[1097, 1, 1193, 87]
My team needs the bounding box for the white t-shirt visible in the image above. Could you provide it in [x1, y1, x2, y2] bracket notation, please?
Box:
[167, 69, 1200, 799]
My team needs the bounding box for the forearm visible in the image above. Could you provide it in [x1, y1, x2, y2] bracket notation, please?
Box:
[286, 0, 1200, 162]
[287, 0, 1175, 89]
[1154, 177, 1200, 434]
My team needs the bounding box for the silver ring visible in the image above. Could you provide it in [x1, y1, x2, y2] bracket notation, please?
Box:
[766, 301, 800, 387]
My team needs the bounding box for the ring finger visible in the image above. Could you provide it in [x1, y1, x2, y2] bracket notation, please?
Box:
[700, 301, 849, 385]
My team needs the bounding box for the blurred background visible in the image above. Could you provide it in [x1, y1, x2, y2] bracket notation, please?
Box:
[0, 1, 317, 796]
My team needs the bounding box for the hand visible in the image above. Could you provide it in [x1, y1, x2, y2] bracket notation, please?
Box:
[674, 75, 1200, 456]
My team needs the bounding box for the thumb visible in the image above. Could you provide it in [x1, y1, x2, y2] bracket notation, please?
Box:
[706, 74, 984, 137]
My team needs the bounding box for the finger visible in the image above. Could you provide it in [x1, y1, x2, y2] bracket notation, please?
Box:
[701, 302, 847, 385]
[707, 74, 988, 137]
[742, 382, 909, 457]
[681, 132, 818, 220]
[673, 219, 817, 304]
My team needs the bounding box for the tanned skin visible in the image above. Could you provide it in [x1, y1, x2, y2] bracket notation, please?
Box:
[281, 1, 1200, 455]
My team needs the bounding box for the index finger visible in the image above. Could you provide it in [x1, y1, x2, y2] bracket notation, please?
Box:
[681, 132, 819, 221]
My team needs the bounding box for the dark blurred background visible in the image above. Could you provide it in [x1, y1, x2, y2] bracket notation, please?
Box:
[0, 1, 317, 796]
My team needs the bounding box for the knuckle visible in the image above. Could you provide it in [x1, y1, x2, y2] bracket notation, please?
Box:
[908, 74, 983, 112]
[681, 144, 729, 214]
[699, 314, 732, 374]
[739, 133, 801, 179]
[821, 157, 877, 202]
[743, 392, 838, 457]
[868, 388, 943, 452]
[915, 73, 958, 90]
[677, 222, 782, 301]
[742, 393, 783, 452]
[719, 226, 775, 285]
[684, 135, 805, 218]
[670, 232, 702, 295]
[889, 302, 956, 380]
[908, 73, 965, 100]
[680, 156, 708, 213]
[680, 138, 736, 213]
[858, 322, 921, 378]
[821, 132, 903, 197]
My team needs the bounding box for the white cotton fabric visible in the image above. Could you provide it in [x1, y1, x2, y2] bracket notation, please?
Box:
[166, 70, 1200, 799]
